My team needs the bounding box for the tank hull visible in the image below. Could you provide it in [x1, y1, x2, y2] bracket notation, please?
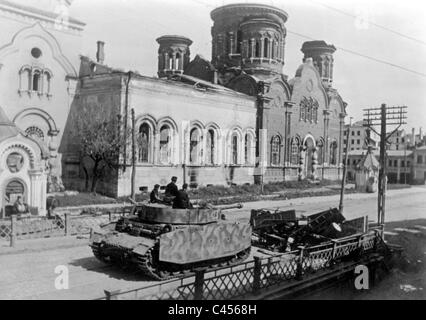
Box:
[159, 222, 251, 264]
[89, 204, 252, 280]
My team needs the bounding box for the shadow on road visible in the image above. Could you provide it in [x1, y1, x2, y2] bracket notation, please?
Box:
[69, 256, 154, 282]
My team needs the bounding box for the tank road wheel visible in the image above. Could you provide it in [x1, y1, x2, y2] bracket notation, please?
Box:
[135, 248, 174, 281]
[91, 243, 108, 263]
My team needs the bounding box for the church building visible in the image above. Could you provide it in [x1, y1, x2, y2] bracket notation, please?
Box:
[0, 1, 347, 203]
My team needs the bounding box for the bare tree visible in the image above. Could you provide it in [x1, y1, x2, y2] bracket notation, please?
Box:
[70, 104, 130, 194]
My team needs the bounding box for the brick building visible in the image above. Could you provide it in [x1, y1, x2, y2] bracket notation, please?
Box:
[0, 1, 348, 200]
[62, 3, 348, 196]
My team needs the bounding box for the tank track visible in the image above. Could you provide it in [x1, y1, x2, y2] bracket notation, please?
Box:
[91, 243, 108, 262]
[136, 245, 252, 281]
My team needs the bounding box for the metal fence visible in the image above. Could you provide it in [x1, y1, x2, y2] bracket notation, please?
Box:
[0, 207, 133, 247]
[100, 226, 384, 300]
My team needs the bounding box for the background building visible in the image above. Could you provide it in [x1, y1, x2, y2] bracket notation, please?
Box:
[0, 106, 48, 218]
[343, 120, 379, 152]
[0, 0, 84, 194]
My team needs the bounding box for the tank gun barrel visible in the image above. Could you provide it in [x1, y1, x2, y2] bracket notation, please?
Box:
[217, 203, 243, 210]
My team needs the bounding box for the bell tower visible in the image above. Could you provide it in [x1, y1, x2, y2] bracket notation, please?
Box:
[156, 35, 193, 78]
[210, 3, 288, 76]
[301, 41, 336, 88]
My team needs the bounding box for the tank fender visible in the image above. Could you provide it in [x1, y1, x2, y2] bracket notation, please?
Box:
[133, 243, 152, 256]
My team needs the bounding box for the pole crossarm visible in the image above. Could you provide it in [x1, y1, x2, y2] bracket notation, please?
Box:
[361, 104, 408, 226]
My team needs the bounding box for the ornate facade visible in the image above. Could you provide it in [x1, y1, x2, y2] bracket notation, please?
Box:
[0, 0, 83, 214]
[196, 4, 347, 183]
[0, 1, 347, 201]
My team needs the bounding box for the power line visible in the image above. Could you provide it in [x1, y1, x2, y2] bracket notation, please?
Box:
[187, 0, 426, 78]
[99, 0, 426, 79]
[287, 30, 426, 78]
[307, 0, 426, 46]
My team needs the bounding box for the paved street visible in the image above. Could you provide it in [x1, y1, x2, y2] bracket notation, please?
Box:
[0, 186, 425, 300]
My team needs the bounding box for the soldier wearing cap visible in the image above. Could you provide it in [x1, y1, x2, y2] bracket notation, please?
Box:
[164, 176, 178, 204]
[173, 183, 193, 209]
[150, 184, 163, 204]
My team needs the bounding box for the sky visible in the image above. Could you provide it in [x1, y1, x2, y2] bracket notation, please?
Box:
[51, 0, 426, 131]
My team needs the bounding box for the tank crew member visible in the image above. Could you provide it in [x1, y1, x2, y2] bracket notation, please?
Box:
[172, 183, 193, 209]
[164, 176, 178, 204]
[150, 184, 164, 204]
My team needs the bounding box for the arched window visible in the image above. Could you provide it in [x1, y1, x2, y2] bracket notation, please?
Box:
[43, 70, 53, 96]
[300, 104, 306, 121]
[175, 53, 181, 70]
[25, 126, 44, 141]
[138, 123, 150, 163]
[244, 133, 254, 165]
[307, 105, 312, 122]
[231, 134, 239, 165]
[263, 38, 269, 58]
[206, 129, 215, 165]
[317, 139, 324, 165]
[19, 68, 31, 91]
[159, 125, 171, 164]
[5, 180, 25, 204]
[236, 30, 242, 54]
[313, 105, 318, 123]
[255, 40, 260, 58]
[32, 71, 41, 92]
[168, 53, 174, 69]
[330, 141, 338, 165]
[291, 138, 300, 165]
[190, 128, 202, 164]
[271, 136, 281, 166]
[324, 60, 329, 78]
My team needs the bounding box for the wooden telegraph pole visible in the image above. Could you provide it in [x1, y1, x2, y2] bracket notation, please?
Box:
[339, 117, 352, 214]
[131, 108, 136, 201]
[363, 104, 407, 225]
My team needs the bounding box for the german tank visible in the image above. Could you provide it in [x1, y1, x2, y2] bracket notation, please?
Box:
[89, 203, 251, 280]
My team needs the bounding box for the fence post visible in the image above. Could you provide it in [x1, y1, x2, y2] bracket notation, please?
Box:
[296, 246, 305, 280]
[10, 215, 16, 247]
[331, 240, 338, 260]
[253, 256, 262, 294]
[104, 289, 121, 300]
[194, 268, 205, 300]
[64, 213, 69, 236]
[108, 211, 112, 222]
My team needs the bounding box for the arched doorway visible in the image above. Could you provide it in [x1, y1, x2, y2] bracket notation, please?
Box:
[3, 179, 26, 217]
[304, 136, 315, 178]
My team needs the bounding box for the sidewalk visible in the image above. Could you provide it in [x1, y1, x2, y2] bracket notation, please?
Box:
[0, 235, 89, 256]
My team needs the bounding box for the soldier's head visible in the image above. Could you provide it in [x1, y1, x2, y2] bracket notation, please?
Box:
[182, 183, 188, 190]
[171, 176, 177, 183]
[154, 184, 160, 190]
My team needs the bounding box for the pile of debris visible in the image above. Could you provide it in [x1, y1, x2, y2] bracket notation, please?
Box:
[250, 207, 367, 252]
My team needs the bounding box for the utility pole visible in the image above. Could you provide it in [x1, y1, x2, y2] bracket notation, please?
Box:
[339, 117, 352, 214]
[131, 108, 136, 201]
[363, 104, 407, 225]
[404, 141, 407, 184]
